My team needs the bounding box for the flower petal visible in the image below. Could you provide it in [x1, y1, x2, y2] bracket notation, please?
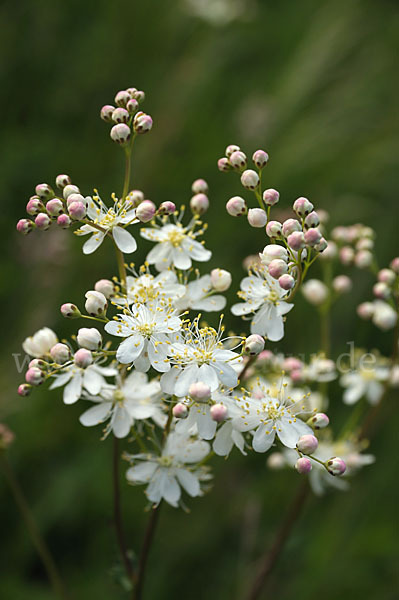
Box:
[112, 226, 137, 254]
[116, 336, 144, 364]
[82, 232, 106, 255]
[79, 401, 112, 427]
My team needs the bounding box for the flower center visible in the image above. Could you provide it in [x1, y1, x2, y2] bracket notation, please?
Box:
[136, 322, 155, 337]
[158, 455, 173, 467]
[167, 229, 185, 247]
[113, 390, 125, 405]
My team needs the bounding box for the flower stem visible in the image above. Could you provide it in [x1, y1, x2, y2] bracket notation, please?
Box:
[112, 437, 134, 583]
[0, 455, 71, 600]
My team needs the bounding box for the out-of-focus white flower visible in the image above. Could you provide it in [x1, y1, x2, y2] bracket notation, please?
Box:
[174, 274, 227, 312]
[301, 279, 329, 306]
[340, 366, 389, 405]
[23, 327, 58, 357]
[372, 300, 397, 331]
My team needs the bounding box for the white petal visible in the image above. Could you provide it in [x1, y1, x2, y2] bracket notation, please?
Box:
[213, 422, 234, 456]
[213, 362, 238, 389]
[79, 402, 112, 427]
[192, 295, 226, 312]
[104, 320, 133, 337]
[159, 471, 181, 506]
[172, 248, 192, 270]
[175, 364, 199, 397]
[112, 226, 137, 254]
[116, 336, 144, 364]
[175, 469, 200, 497]
[198, 363, 219, 391]
[343, 381, 365, 405]
[83, 368, 104, 395]
[49, 371, 73, 389]
[252, 424, 276, 453]
[63, 374, 83, 404]
[82, 232, 106, 255]
[196, 408, 217, 440]
[231, 302, 254, 316]
[277, 417, 311, 448]
[126, 461, 158, 483]
[160, 368, 180, 394]
[183, 238, 211, 262]
[112, 405, 133, 438]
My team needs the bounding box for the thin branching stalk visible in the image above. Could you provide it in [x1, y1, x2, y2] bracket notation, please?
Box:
[112, 437, 134, 582]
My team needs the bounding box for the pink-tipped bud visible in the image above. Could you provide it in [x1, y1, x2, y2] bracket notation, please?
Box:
[77, 327, 102, 350]
[55, 174, 72, 189]
[190, 193, 209, 215]
[354, 250, 373, 269]
[373, 282, 390, 299]
[378, 268, 395, 285]
[282, 357, 303, 371]
[16, 219, 34, 235]
[26, 196, 44, 215]
[297, 434, 318, 454]
[136, 200, 156, 223]
[248, 208, 267, 228]
[66, 193, 85, 207]
[244, 334, 265, 356]
[287, 231, 305, 251]
[191, 179, 209, 195]
[210, 403, 228, 422]
[265, 220, 282, 238]
[29, 358, 47, 370]
[68, 201, 86, 220]
[229, 150, 247, 170]
[315, 237, 328, 253]
[226, 196, 247, 216]
[189, 382, 211, 403]
[126, 87, 137, 97]
[110, 123, 131, 146]
[326, 457, 346, 476]
[260, 244, 288, 265]
[46, 199, 64, 217]
[50, 343, 70, 364]
[218, 157, 231, 172]
[132, 90, 145, 103]
[126, 98, 139, 114]
[57, 214, 71, 228]
[240, 169, 259, 190]
[308, 412, 329, 429]
[304, 228, 322, 246]
[25, 367, 45, 386]
[60, 303, 81, 319]
[332, 275, 352, 294]
[112, 107, 130, 124]
[339, 246, 355, 265]
[74, 348, 93, 368]
[133, 112, 153, 134]
[263, 188, 279, 206]
[114, 90, 131, 107]
[210, 268, 232, 291]
[35, 183, 54, 201]
[304, 211, 320, 228]
[126, 189, 144, 208]
[225, 144, 240, 158]
[85, 290, 107, 317]
[282, 218, 301, 237]
[173, 402, 188, 419]
[357, 302, 374, 320]
[293, 196, 313, 217]
[268, 259, 288, 279]
[158, 201, 176, 216]
[100, 105, 115, 122]
[295, 457, 312, 474]
[252, 149, 269, 169]
[18, 383, 32, 397]
[278, 274, 295, 290]
[94, 279, 114, 299]
[390, 257, 399, 274]
[35, 213, 51, 230]
[63, 185, 80, 202]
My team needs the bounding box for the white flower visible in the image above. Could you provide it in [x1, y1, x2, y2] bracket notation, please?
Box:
[23, 327, 58, 357]
[160, 318, 242, 397]
[122, 270, 186, 306]
[301, 279, 329, 306]
[340, 366, 389, 405]
[79, 371, 166, 438]
[104, 303, 182, 372]
[372, 300, 397, 331]
[174, 274, 226, 312]
[232, 380, 312, 453]
[75, 195, 138, 255]
[301, 356, 337, 383]
[126, 432, 210, 507]
[49, 360, 116, 405]
[140, 222, 211, 270]
[231, 269, 293, 341]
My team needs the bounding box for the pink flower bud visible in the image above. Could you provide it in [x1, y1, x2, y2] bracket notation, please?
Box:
[302, 279, 328, 306]
[260, 244, 288, 265]
[278, 274, 295, 290]
[244, 334, 265, 355]
[332, 275, 352, 294]
[112, 107, 130, 124]
[157, 201, 176, 216]
[46, 199, 64, 216]
[100, 105, 115, 122]
[18, 383, 32, 397]
[126, 87, 137, 97]
[326, 457, 346, 476]
[282, 357, 303, 371]
[282, 218, 301, 237]
[210, 403, 228, 422]
[304, 211, 320, 228]
[189, 382, 211, 403]
[136, 200, 156, 222]
[265, 220, 282, 238]
[26, 196, 44, 215]
[114, 90, 131, 107]
[241, 169, 260, 190]
[63, 185, 80, 200]
[297, 434, 318, 454]
[35, 183, 54, 200]
[133, 112, 153, 134]
[57, 214, 71, 228]
[339, 246, 355, 265]
[287, 231, 305, 251]
[390, 257, 399, 274]
[304, 228, 322, 246]
[373, 282, 390, 299]
[295, 457, 312, 474]
[29, 358, 47, 369]
[290, 368, 303, 383]
[77, 327, 102, 350]
[55, 174, 72, 189]
[248, 208, 267, 228]
[126, 190, 144, 207]
[268, 259, 288, 279]
[357, 302, 374, 320]
[354, 250, 373, 268]
[60, 303, 81, 319]
[110, 123, 131, 145]
[226, 196, 247, 216]
[252, 149, 269, 169]
[35, 213, 51, 230]
[94, 279, 114, 299]
[218, 157, 231, 172]
[74, 348, 93, 368]
[210, 268, 232, 291]
[356, 237, 374, 251]
[308, 412, 329, 429]
[66, 193, 85, 207]
[126, 98, 139, 114]
[68, 201, 86, 220]
[50, 343, 70, 364]
[319, 240, 337, 260]
[293, 196, 313, 217]
[190, 193, 209, 215]
[191, 178, 209, 195]
[229, 150, 247, 170]
[263, 188, 279, 206]
[378, 268, 395, 285]
[372, 300, 397, 330]
[314, 237, 328, 253]
[16, 219, 34, 235]
[132, 90, 145, 103]
[257, 350, 273, 364]
[173, 402, 188, 419]
[85, 290, 107, 316]
[225, 144, 240, 158]
[25, 367, 45, 386]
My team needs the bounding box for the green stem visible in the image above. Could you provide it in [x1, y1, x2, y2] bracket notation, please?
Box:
[0, 455, 70, 600]
[112, 438, 134, 583]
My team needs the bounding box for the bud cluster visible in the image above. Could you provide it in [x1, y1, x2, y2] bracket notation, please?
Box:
[101, 86, 152, 147]
[357, 257, 399, 331]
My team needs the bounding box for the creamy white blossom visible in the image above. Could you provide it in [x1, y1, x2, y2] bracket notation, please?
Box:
[174, 274, 226, 312]
[121, 270, 186, 306]
[340, 366, 389, 405]
[49, 360, 116, 405]
[23, 327, 58, 358]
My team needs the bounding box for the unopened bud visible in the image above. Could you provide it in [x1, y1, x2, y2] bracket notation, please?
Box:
[158, 201, 176, 216]
[60, 303, 81, 319]
[241, 169, 259, 190]
[132, 90, 145, 103]
[314, 237, 328, 253]
[66, 193, 85, 207]
[126, 98, 139, 114]
[17, 219, 34, 235]
[136, 200, 156, 223]
[278, 274, 295, 290]
[339, 246, 355, 265]
[126, 190, 144, 208]
[46, 199, 64, 217]
[189, 382, 211, 402]
[210, 268, 232, 291]
[304, 211, 320, 228]
[55, 174, 72, 189]
[373, 282, 390, 299]
[308, 412, 329, 429]
[302, 279, 328, 306]
[287, 231, 305, 251]
[26, 196, 44, 215]
[68, 201, 86, 220]
[297, 434, 318, 454]
[332, 275, 352, 294]
[210, 403, 228, 422]
[229, 150, 247, 170]
[225, 144, 240, 158]
[244, 334, 265, 356]
[248, 208, 267, 228]
[372, 300, 397, 330]
[85, 290, 107, 317]
[260, 244, 288, 266]
[267, 453, 286, 469]
[355, 250, 373, 269]
[114, 90, 131, 107]
[25, 367, 45, 386]
[77, 327, 102, 350]
[50, 343, 70, 364]
[378, 268, 395, 285]
[35, 183, 54, 201]
[252, 149, 269, 169]
[218, 157, 231, 172]
[133, 112, 153, 134]
[304, 228, 322, 246]
[57, 214, 71, 228]
[74, 348, 93, 368]
[265, 220, 282, 238]
[100, 105, 115, 122]
[268, 259, 288, 279]
[263, 188, 279, 206]
[110, 123, 131, 146]
[35, 213, 51, 230]
[173, 402, 188, 419]
[190, 193, 209, 215]
[191, 179, 209, 195]
[357, 302, 374, 320]
[226, 196, 247, 216]
[63, 184, 80, 200]
[295, 457, 312, 474]
[18, 384, 32, 397]
[326, 456, 346, 476]
[112, 107, 130, 124]
[390, 257, 399, 274]
[94, 279, 114, 299]
[293, 197, 313, 217]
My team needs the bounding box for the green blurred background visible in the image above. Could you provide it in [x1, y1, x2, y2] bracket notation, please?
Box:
[0, 0, 398, 598]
